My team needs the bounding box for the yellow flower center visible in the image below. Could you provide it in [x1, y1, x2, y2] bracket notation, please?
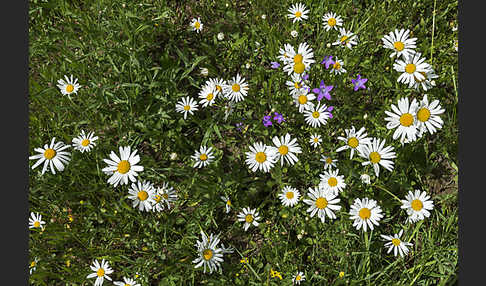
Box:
[216, 85, 222, 91]
[405, 63, 416, 74]
[328, 18, 336, 26]
[66, 84, 74, 93]
[296, 275, 302, 281]
[313, 138, 319, 143]
[326, 158, 332, 164]
[312, 111, 320, 118]
[328, 177, 338, 187]
[44, 148, 56, 160]
[137, 190, 148, 201]
[293, 54, 303, 64]
[340, 35, 349, 44]
[255, 152, 267, 163]
[245, 214, 254, 223]
[195, 21, 200, 29]
[97, 268, 105, 277]
[293, 63, 305, 74]
[394, 41, 405, 51]
[154, 195, 161, 203]
[411, 199, 423, 211]
[417, 107, 431, 122]
[183, 105, 190, 111]
[298, 95, 308, 104]
[295, 11, 302, 18]
[286, 191, 294, 199]
[163, 193, 169, 199]
[399, 113, 414, 127]
[369, 152, 381, 164]
[199, 154, 208, 161]
[315, 197, 328, 209]
[30, 261, 36, 267]
[278, 145, 289, 155]
[81, 139, 90, 147]
[117, 160, 131, 174]
[203, 249, 213, 260]
[294, 82, 302, 89]
[392, 238, 401, 246]
[359, 208, 371, 220]
[206, 93, 214, 101]
[232, 83, 241, 92]
[226, 200, 231, 206]
[348, 137, 359, 148]
[34, 221, 41, 228]
[333, 61, 341, 70]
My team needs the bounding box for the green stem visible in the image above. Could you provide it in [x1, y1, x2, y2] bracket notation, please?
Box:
[430, 0, 437, 63]
[373, 184, 402, 203]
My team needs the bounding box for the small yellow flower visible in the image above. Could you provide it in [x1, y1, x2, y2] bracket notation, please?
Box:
[240, 257, 249, 264]
[270, 269, 283, 280]
[68, 214, 74, 222]
[339, 271, 345, 278]
[66, 260, 71, 267]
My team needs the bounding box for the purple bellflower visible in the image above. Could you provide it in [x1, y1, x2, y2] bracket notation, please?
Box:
[351, 74, 368, 91]
[312, 80, 334, 101]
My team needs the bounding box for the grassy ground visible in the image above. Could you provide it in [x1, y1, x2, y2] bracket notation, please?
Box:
[29, 0, 458, 285]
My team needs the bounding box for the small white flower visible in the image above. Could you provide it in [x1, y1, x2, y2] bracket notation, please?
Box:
[221, 196, 232, 213]
[217, 32, 224, 41]
[380, 229, 413, 258]
[29, 212, 46, 230]
[291, 30, 298, 38]
[72, 130, 98, 153]
[175, 96, 199, 119]
[278, 186, 300, 207]
[309, 134, 321, 148]
[261, 14, 266, 19]
[113, 277, 141, 286]
[29, 137, 71, 175]
[401, 190, 434, 223]
[360, 174, 371, 185]
[190, 17, 203, 33]
[293, 271, 306, 284]
[86, 259, 114, 286]
[237, 207, 261, 231]
[56, 75, 81, 96]
[200, 67, 209, 77]
[127, 180, 156, 212]
[191, 145, 215, 168]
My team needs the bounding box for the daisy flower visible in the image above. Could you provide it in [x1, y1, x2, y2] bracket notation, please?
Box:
[220, 196, 232, 213]
[330, 58, 346, 75]
[190, 17, 203, 33]
[237, 207, 261, 231]
[286, 73, 306, 96]
[56, 74, 81, 96]
[287, 3, 309, 23]
[349, 197, 384, 232]
[113, 277, 141, 286]
[290, 30, 298, 38]
[304, 187, 341, 223]
[86, 259, 114, 286]
[293, 88, 316, 113]
[29, 257, 39, 275]
[278, 186, 300, 207]
[333, 28, 358, 49]
[309, 134, 322, 148]
[191, 145, 215, 168]
[319, 169, 346, 195]
[207, 77, 226, 96]
[380, 229, 413, 258]
[304, 103, 331, 128]
[359, 138, 396, 177]
[277, 43, 295, 64]
[384, 97, 420, 142]
[382, 29, 418, 59]
[102, 146, 144, 187]
[336, 126, 372, 159]
[283, 42, 315, 76]
[401, 190, 434, 223]
[393, 52, 432, 88]
[320, 154, 337, 170]
[245, 142, 278, 173]
[198, 84, 217, 107]
[175, 96, 199, 119]
[414, 94, 445, 135]
[192, 231, 224, 274]
[272, 133, 302, 166]
[152, 182, 178, 212]
[223, 73, 249, 103]
[29, 137, 71, 175]
[293, 271, 306, 284]
[127, 180, 156, 212]
[322, 12, 343, 31]
[360, 174, 371, 185]
[72, 130, 98, 153]
[29, 212, 46, 230]
[411, 68, 438, 91]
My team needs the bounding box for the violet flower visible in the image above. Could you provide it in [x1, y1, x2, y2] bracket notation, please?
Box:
[270, 62, 280, 69]
[351, 74, 368, 91]
[312, 80, 334, 101]
[302, 73, 309, 81]
[273, 112, 285, 124]
[263, 115, 273, 127]
[321, 56, 335, 69]
[327, 106, 334, 118]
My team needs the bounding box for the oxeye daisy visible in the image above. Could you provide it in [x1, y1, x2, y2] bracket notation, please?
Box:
[29, 212, 46, 230]
[349, 197, 384, 232]
[191, 145, 215, 168]
[320, 154, 337, 170]
[286, 73, 307, 96]
[304, 103, 331, 128]
[237, 207, 261, 231]
[382, 28, 418, 59]
[309, 134, 322, 148]
[401, 190, 434, 223]
[336, 126, 372, 159]
[29, 257, 39, 275]
[192, 231, 224, 274]
[220, 196, 232, 213]
[322, 12, 343, 31]
[411, 68, 438, 91]
[127, 180, 156, 212]
[319, 169, 346, 195]
[330, 57, 346, 75]
[414, 94, 445, 135]
[359, 138, 396, 177]
[102, 146, 144, 187]
[56, 74, 81, 96]
[72, 130, 98, 153]
[198, 85, 217, 107]
[277, 43, 295, 64]
[293, 271, 306, 284]
[278, 186, 300, 207]
[86, 259, 113, 286]
[190, 17, 203, 33]
[152, 182, 177, 212]
[29, 137, 71, 175]
[380, 229, 413, 258]
[223, 73, 249, 103]
[293, 88, 316, 113]
[304, 187, 341, 223]
[287, 3, 309, 23]
[283, 42, 315, 76]
[333, 28, 358, 49]
[175, 96, 199, 119]
[245, 142, 278, 173]
[207, 77, 226, 96]
[272, 133, 302, 166]
[384, 97, 420, 142]
[113, 277, 141, 286]
[393, 52, 432, 88]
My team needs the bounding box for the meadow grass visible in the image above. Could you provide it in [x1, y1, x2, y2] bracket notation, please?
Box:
[29, 0, 458, 285]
